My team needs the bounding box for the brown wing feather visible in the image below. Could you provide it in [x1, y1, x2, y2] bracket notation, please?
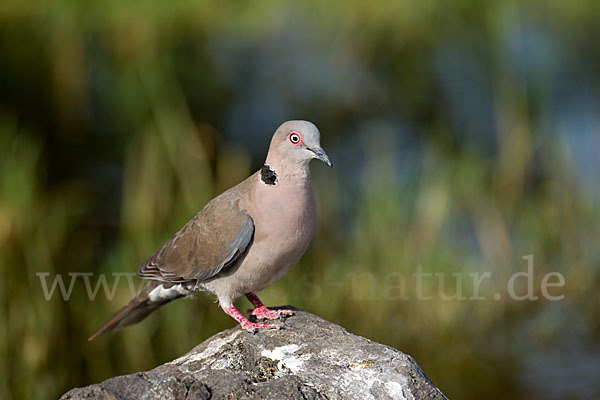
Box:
[137, 190, 254, 283]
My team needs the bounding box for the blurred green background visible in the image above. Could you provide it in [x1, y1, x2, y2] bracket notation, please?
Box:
[1, 0, 599, 399]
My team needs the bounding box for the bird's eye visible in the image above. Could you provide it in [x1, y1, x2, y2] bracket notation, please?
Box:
[288, 131, 302, 145]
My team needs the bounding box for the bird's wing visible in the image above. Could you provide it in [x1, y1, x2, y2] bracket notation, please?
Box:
[137, 191, 254, 283]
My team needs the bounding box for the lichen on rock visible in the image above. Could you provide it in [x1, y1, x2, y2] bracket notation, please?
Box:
[61, 308, 447, 400]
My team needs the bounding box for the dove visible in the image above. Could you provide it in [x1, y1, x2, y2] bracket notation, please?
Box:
[89, 120, 331, 340]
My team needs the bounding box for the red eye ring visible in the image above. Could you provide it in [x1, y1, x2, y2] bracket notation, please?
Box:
[287, 131, 303, 146]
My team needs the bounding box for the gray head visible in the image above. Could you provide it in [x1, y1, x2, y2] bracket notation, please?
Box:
[265, 120, 332, 169]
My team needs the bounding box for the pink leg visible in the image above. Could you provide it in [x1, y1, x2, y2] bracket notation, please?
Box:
[246, 293, 295, 320]
[221, 304, 279, 333]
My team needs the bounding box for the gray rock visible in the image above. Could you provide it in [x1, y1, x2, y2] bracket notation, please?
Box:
[62, 308, 447, 400]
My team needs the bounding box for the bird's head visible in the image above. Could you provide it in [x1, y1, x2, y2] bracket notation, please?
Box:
[266, 120, 332, 169]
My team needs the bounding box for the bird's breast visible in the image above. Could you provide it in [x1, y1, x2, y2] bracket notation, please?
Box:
[236, 181, 317, 289]
[254, 183, 316, 256]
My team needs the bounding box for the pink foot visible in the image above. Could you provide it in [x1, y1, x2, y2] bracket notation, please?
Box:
[221, 304, 280, 333]
[245, 293, 295, 320]
[247, 306, 295, 320]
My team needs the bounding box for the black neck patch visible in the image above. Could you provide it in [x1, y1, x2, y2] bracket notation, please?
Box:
[261, 164, 277, 185]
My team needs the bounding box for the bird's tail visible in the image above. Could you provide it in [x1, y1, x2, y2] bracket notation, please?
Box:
[88, 280, 182, 341]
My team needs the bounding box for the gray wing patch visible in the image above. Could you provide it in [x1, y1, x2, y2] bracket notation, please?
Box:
[137, 194, 254, 284]
[186, 213, 254, 281]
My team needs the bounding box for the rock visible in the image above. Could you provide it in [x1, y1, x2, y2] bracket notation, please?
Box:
[61, 308, 447, 400]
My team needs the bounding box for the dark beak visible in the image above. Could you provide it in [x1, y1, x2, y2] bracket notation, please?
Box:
[308, 147, 332, 168]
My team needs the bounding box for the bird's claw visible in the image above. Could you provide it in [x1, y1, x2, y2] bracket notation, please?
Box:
[279, 311, 293, 323]
[247, 306, 295, 321]
[240, 320, 280, 333]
